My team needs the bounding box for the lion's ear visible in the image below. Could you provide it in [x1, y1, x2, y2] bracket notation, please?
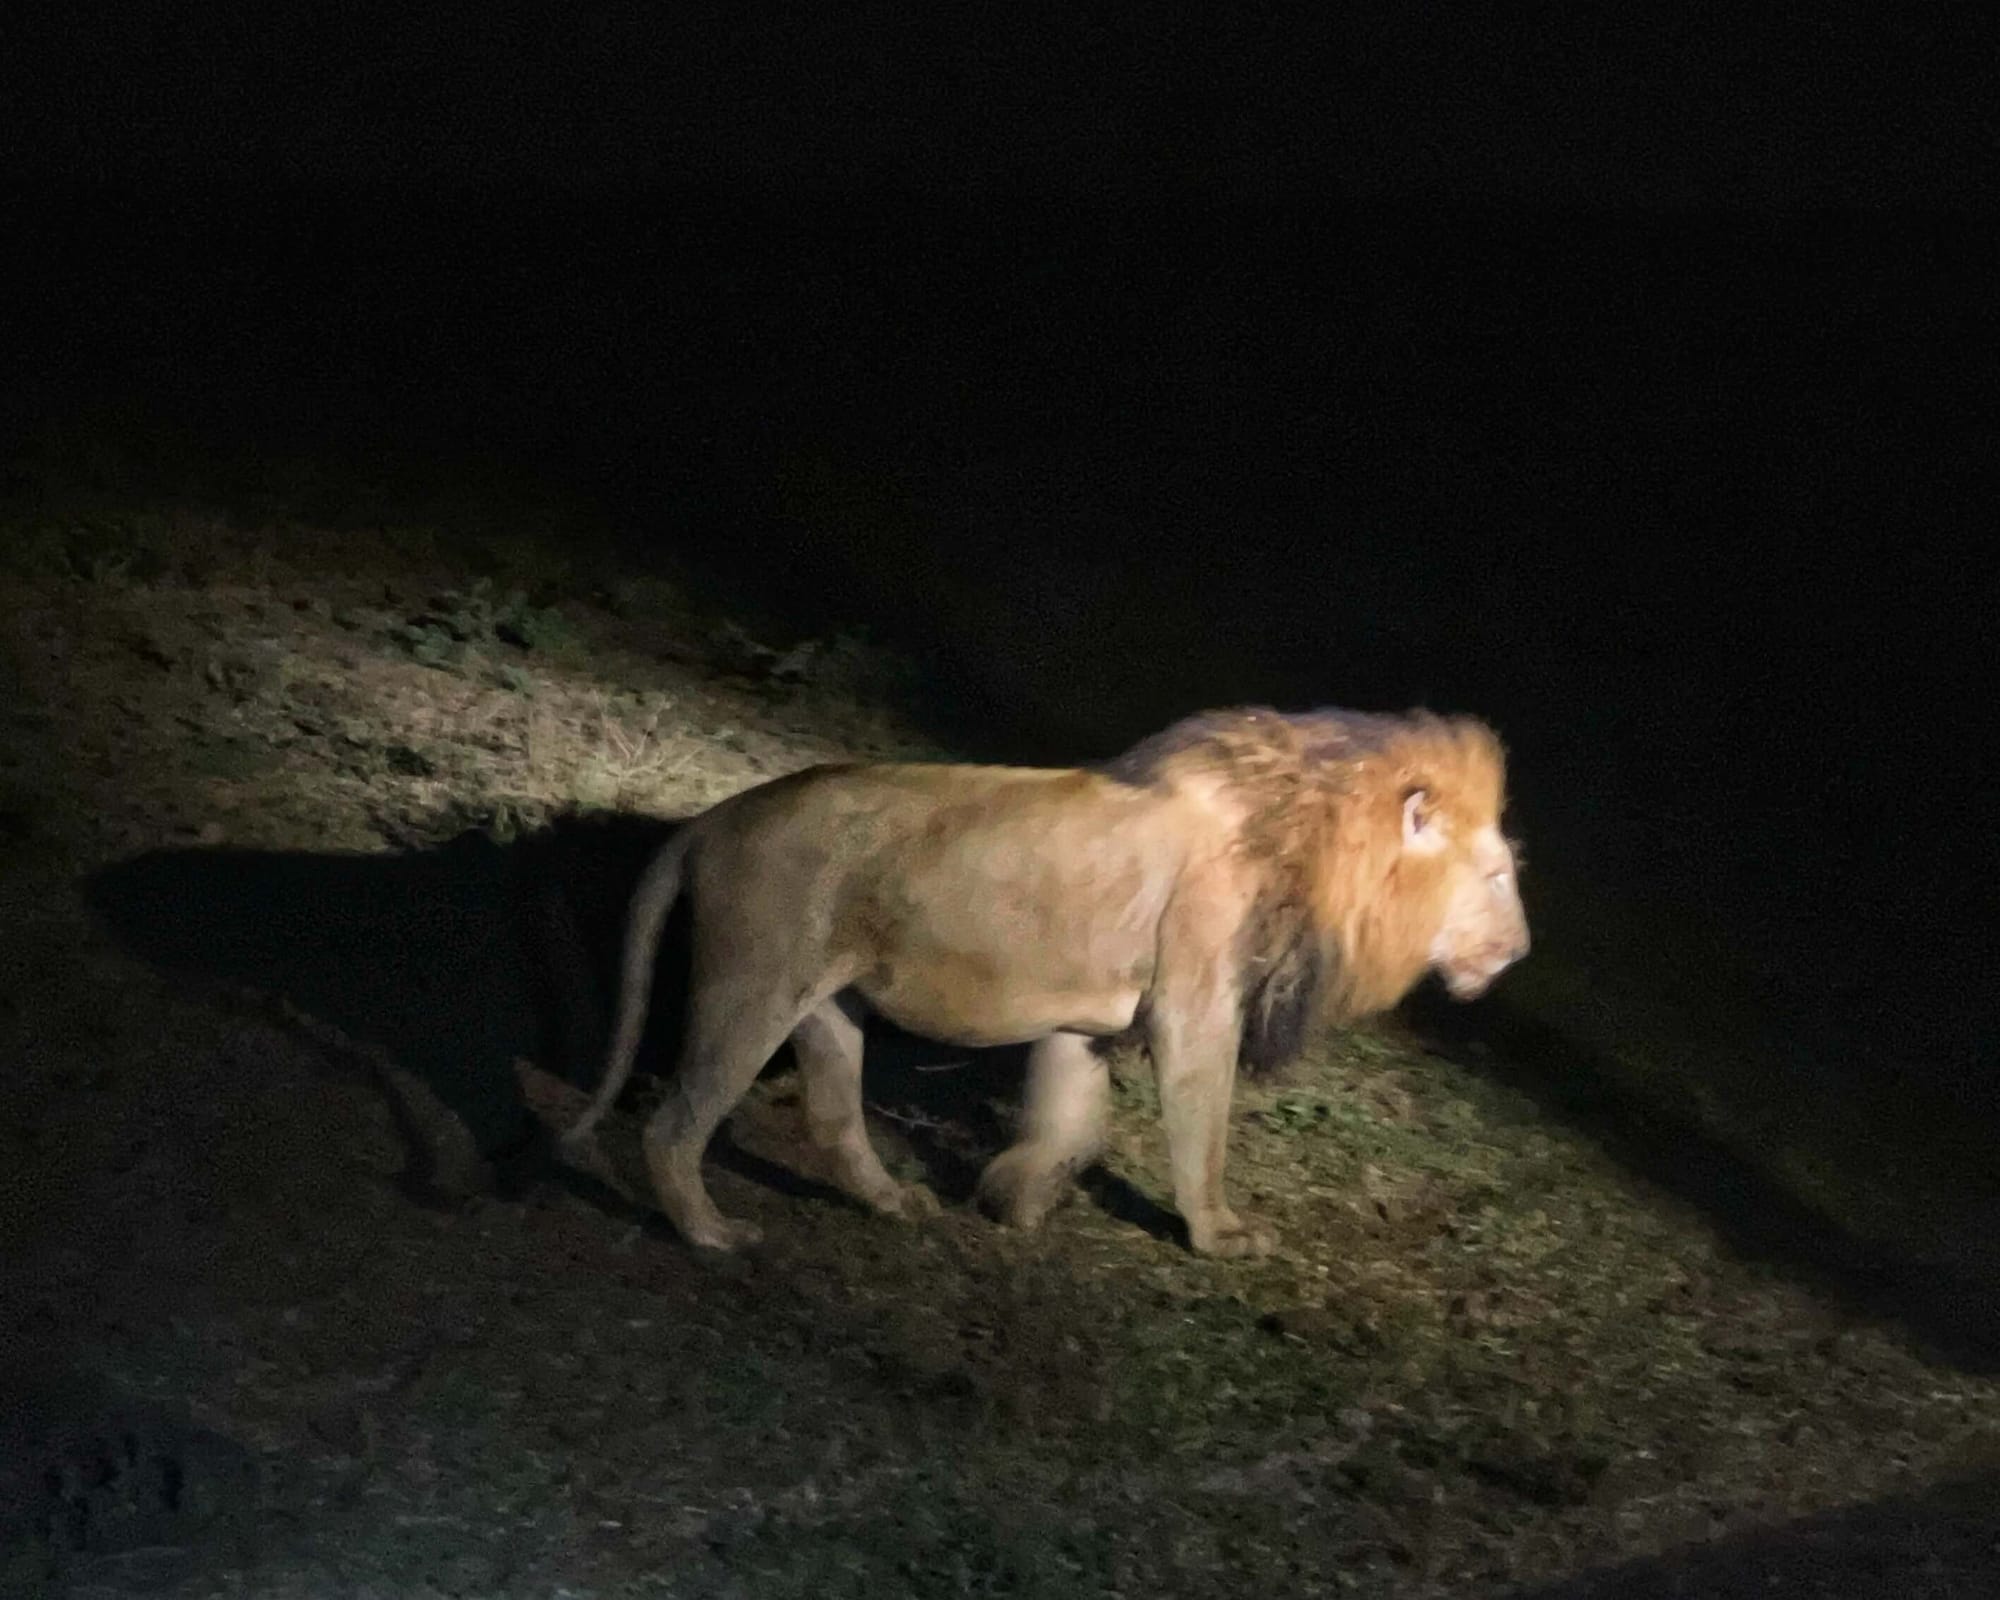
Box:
[1402, 788, 1447, 855]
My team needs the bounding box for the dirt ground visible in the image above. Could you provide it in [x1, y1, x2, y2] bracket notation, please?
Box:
[3, 467, 1998, 1598]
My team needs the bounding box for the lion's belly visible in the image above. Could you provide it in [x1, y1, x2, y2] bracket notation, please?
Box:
[854, 959, 1143, 1048]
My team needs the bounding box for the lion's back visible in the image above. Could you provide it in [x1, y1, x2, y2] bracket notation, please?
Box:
[689, 759, 1192, 939]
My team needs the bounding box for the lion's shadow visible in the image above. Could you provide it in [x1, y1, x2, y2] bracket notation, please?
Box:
[1513, 1463, 2000, 1598]
[81, 812, 1172, 1234]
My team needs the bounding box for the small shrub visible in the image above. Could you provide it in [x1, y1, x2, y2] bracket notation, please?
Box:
[1262, 1092, 1339, 1136]
[387, 578, 580, 667]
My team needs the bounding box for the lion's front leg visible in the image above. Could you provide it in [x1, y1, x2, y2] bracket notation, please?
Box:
[1148, 1003, 1276, 1260]
[976, 1031, 1108, 1231]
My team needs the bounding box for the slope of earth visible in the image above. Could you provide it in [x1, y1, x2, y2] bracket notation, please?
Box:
[2, 465, 1996, 1598]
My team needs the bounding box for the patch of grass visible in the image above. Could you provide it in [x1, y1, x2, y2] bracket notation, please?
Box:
[1109, 1057, 1161, 1119]
[1262, 1090, 1342, 1137]
[564, 694, 693, 812]
[478, 796, 548, 844]
[2, 514, 175, 586]
[387, 578, 583, 672]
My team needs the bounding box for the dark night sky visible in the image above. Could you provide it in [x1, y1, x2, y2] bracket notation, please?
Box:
[4, 9, 1992, 1063]
[4, 4, 1988, 206]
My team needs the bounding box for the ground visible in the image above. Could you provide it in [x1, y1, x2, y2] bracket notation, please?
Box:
[3, 447, 1997, 1598]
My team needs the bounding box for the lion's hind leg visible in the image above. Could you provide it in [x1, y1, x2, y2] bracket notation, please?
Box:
[792, 996, 935, 1220]
[975, 1031, 1108, 1232]
[643, 975, 824, 1253]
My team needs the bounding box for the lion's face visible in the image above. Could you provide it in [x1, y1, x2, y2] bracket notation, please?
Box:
[1405, 792, 1530, 1000]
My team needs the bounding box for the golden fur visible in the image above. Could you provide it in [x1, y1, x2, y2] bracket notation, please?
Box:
[562, 706, 1529, 1258]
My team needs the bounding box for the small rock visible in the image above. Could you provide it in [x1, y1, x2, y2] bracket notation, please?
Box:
[123, 631, 176, 670]
[306, 1400, 367, 1458]
[383, 744, 436, 777]
[1257, 1305, 1384, 1353]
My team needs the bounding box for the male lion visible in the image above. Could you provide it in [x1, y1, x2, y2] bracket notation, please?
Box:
[562, 706, 1528, 1258]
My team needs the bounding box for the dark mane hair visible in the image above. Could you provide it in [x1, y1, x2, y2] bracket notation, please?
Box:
[1234, 900, 1329, 1074]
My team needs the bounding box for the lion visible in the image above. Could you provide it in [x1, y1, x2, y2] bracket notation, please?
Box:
[560, 705, 1528, 1258]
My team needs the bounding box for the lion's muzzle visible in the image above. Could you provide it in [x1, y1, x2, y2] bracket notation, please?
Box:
[1441, 927, 1530, 1000]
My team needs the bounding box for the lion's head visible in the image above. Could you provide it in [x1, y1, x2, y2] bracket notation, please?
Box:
[1107, 706, 1529, 1063]
[1304, 708, 1528, 1017]
[1325, 712, 1527, 1007]
[1414, 800, 1529, 1002]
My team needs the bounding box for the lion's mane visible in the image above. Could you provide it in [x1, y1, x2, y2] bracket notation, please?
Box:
[1102, 706, 1509, 1073]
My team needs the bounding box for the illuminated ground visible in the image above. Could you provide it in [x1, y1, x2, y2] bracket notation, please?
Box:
[3, 456, 1996, 1597]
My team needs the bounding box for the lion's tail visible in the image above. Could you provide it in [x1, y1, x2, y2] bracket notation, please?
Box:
[562, 829, 693, 1152]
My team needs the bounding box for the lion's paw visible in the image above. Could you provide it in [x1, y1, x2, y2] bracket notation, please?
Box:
[557, 1124, 608, 1174]
[974, 1149, 1070, 1232]
[1187, 1211, 1277, 1260]
[881, 1182, 942, 1220]
[686, 1214, 765, 1253]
